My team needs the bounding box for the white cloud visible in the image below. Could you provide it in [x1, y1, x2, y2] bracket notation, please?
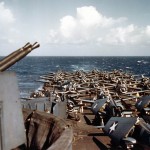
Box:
[46, 29, 60, 44]
[98, 24, 150, 46]
[60, 16, 77, 38]
[47, 6, 126, 44]
[145, 26, 150, 36]
[77, 6, 103, 28]
[46, 6, 150, 49]
[100, 24, 138, 44]
[0, 2, 15, 26]
[76, 6, 126, 28]
[0, 2, 20, 45]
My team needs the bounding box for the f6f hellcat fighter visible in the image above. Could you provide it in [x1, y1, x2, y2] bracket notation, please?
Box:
[135, 95, 150, 124]
[103, 117, 150, 150]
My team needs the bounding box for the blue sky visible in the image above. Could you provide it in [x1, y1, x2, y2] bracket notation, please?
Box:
[0, 0, 150, 56]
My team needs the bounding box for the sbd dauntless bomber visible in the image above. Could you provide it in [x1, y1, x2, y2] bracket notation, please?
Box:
[0, 42, 150, 150]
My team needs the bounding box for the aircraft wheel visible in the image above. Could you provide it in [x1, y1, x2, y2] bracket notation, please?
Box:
[120, 141, 134, 150]
[67, 100, 75, 112]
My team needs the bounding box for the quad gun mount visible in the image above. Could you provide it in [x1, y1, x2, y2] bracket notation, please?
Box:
[0, 42, 40, 72]
[0, 43, 72, 150]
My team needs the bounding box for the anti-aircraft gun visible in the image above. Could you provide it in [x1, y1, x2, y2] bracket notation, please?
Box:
[0, 42, 40, 72]
[0, 42, 40, 149]
[0, 43, 73, 150]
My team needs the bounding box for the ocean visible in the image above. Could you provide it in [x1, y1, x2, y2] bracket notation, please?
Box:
[4, 56, 150, 98]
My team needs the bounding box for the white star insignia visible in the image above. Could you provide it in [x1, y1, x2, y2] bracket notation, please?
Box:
[93, 103, 98, 109]
[109, 121, 118, 134]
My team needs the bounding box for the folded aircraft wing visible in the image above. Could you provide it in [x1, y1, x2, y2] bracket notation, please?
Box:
[91, 98, 109, 115]
[103, 117, 138, 145]
[135, 95, 150, 111]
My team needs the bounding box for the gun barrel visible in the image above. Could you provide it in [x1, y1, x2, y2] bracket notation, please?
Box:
[0, 42, 40, 72]
[0, 42, 31, 67]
